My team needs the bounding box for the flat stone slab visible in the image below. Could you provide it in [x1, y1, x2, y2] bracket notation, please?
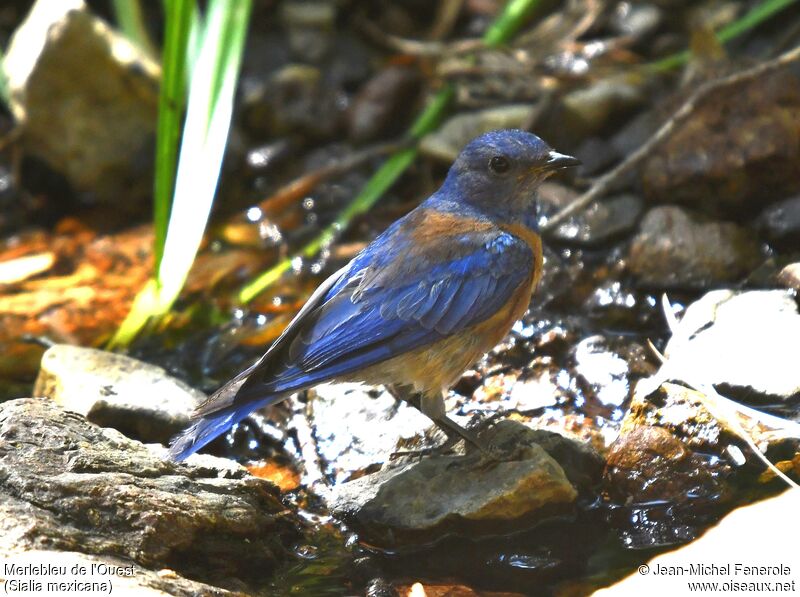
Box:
[332, 421, 602, 547]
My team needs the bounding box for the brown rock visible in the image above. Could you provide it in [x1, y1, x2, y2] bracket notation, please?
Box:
[642, 69, 800, 216]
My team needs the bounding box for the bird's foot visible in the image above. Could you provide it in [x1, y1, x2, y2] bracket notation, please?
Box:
[389, 434, 460, 461]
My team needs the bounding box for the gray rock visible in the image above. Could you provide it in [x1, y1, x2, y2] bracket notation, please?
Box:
[420, 106, 536, 162]
[4, 0, 158, 205]
[33, 345, 204, 444]
[539, 183, 643, 246]
[662, 290, 800, 403]
[243, 64, 343, 140]
[628, 206, 761, 288]
[331, 420, 600, 547]
[609, 3, 662, 38]
[756, 195, 800, 250]
[0, 398, 300, 593]
[562, 75, 645, 135]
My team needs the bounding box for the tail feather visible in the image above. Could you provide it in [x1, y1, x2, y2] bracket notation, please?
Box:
[168, 396, 276, 461]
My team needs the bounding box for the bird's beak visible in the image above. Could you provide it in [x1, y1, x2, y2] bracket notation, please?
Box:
[544, 150, 580, 170]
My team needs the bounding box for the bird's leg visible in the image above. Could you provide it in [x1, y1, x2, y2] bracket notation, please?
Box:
[420, 391, 489, 453]
[387, 385, 489, 457]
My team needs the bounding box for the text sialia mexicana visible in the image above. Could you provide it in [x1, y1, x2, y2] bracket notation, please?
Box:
[169, 129, 578, 461]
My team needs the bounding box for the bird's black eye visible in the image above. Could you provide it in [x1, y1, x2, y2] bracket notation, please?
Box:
[488, 155, 511, 175]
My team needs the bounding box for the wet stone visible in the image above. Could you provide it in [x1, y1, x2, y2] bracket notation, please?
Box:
[604, 382, 736, 548]
[572, 335, 653, 409]
[307, 383, 433, 486]
[539, 183, 643, 247]
[628, 206, 761, 288]
[756, 194, 800, 251]
[331, 420, 602, 547]
[33, 345, 204, 445]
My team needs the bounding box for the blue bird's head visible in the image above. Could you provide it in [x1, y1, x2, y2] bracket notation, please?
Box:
[442, 129, 579, 223]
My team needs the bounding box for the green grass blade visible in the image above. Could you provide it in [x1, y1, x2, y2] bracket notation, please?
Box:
[648, 0, 797, 72]
[157, 0, 252, 308]
[0, 48, 9, 108]
[239, 0, 544, 302]
[154, 0, 194, 270]
[111, 0, 252, 347]
[482, 0, 543, 47]
[112, 0, 158, 59]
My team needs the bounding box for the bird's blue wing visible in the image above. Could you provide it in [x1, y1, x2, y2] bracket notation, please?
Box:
[251, 216, 534, 393]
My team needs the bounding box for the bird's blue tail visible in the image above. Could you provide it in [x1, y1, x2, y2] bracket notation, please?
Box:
[167, 396, 274, 461]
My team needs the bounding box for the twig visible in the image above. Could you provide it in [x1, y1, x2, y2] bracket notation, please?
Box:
[357, 17, 484, 57]
[542, 44, 800, 232]
[428, 0, 464, 41]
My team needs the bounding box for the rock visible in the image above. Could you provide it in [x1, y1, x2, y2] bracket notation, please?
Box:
[628, 206, 761, 288]
[332, 420, 602, 547]
[572, 335, 655, 408]
[280, 0, 336, 64]
[604, 382, 736, 548]
[33, 345, 204, 444]
[420, 106, 536, 162]
[756, 195, 800, 250]
[539, 183, 643, 246]
[641, 69, 800, 216]
[347, 66, 422, 143]
[661, 290, 800, 403]
[242, 64, 344, 140]
[777, 262, 800, 291]
[605, 384, 729, 500]
[0, 398, 301, 593]
[561, 75, 646, 136]
[609, 3, 662, 39]
[4, 0, 158, 205]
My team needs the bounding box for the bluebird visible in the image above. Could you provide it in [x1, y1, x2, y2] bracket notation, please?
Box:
[169, 129, 578, 461]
